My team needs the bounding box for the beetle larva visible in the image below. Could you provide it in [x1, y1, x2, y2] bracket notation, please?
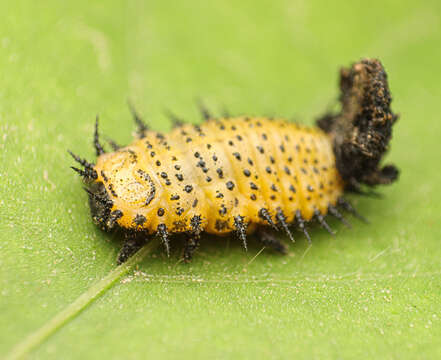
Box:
[70, 59, 399, 264]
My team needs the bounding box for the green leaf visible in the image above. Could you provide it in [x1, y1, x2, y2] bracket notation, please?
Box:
[1, 1, 441, 359]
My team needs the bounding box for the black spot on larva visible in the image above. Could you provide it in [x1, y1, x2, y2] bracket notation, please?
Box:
[206, 176, 212, 182]
[233, 152, 241, 161]
[236, 135, 243, 141]
[207, 143, 212, 149]
[127, 149, 137, 162]
[250, 182, 258, 190]
[192, 199, 198, 208]
[248, 158, 254, 166]
[157, 208, 165, 217]
[243, 169, 251, 177]
[219, 205, 227, 216]
[212, 155, 218, 162]
[269, 156, 275, 164]
[279, 144, 285, 152]
[156, 160, 161, 166]
[271, 184, 278, 192]
[176, 207, 184, 216]
[186, 137, 192, 143]
[171, 156, 177, 161]
[250, 194, 257, 201]
[216, 168, 224, 178]
[184, 185, 193, 193]
[228, 140, 234, 146]
[289, 184, 296, 193]
[170, 194, 180, 201]
[174, 164, 181, 170]
[133, 214, 146, 226]
[307, 185, 314, 192]
[107, 210, 122, 228]
[288, 156, 293, 163]
[231, 125, 236, 131]
[197, 160, 206, 168]
[284, 166, 291, 175]
[216, 192, 224, 199]
[313, 167, 319, 174]
[160, 172, 168, 179]
[301, 167, 307, 174]
[256, 145, 264, 154]
[270, 195, 276, 200]
[165, 179, 171, 186]
[226, 181, 235, 190]
[265, 166, 272, 174]
[175, 173, 184, 181]
[262, 134, 267, 140]
[150, 151, 156, 157]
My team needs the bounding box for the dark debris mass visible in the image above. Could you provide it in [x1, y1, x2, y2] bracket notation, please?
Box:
[316, 58, 399, 188]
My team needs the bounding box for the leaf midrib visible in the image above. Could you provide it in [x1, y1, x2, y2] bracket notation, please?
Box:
[5, 239, 160, 360]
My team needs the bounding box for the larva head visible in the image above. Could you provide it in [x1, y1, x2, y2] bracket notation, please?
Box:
[70, 148, 158, 231]
[317, 58, 399, 188]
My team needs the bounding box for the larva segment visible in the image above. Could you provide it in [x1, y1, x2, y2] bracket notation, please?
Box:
[241, 118, 286, 222]
[264, 124, 300, 223]
[205, 118, 267, 230]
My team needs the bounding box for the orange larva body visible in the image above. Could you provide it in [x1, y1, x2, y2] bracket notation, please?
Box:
[94, 118, 344, 235]
[71, 59, 399, 263]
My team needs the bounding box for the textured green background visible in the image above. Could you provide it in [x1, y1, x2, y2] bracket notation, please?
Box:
[1, 1, 441, 359]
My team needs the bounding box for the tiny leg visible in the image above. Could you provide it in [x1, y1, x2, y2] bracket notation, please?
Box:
[183, 236, 200, 262]
[117, 235, 146, 265]
[256, 228, 287, 254]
